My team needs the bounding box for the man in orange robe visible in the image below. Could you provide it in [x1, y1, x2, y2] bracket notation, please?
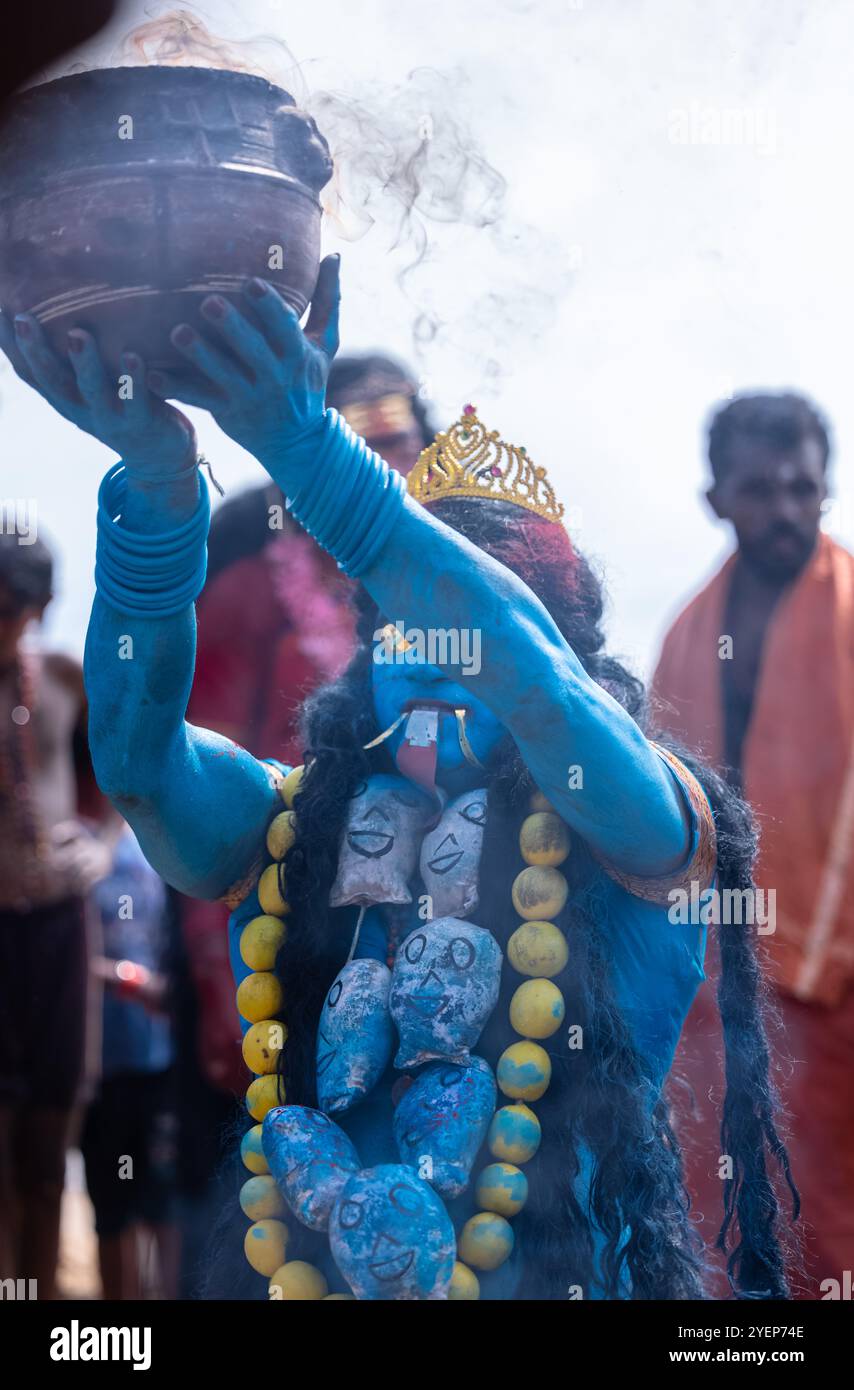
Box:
[653, 392, 854, 1297]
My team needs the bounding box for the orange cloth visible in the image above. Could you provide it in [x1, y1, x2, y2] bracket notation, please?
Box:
[670, 969, 854, 1297]
[652, 534, 854, 1007]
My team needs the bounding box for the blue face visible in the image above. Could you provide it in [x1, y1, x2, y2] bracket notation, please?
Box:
[371, 658, 506, 788]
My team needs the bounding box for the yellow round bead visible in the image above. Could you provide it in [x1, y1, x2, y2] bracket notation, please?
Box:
[246, 1074, 283, 1121]
[281, 765, 305, 809]
[497, 1041, 552, 1101]
[507, 921, 569, 978]
[258, 863, 289, 917]
[529, 789, 554, 813]
[509, 978, 566, 1039]
[448, 1261, 480, 1300]
[239, 915, 287, 972]
[237, 971, 283, 1024]
[519, 811, 570, 867]
[458, 1213, 515, 1271]
[269, 1260, 328, 1300]
[487, 1103, 542, 1164]
[266, 810, 297, 861]
[240, 1174, 286, 1221]
[240, 1124, 269, 1174]
[475, 1163, 529, 1217]
[511, 866, 568, 921]
[244, 1219, 289, 1276]
[242, 1019, 287, 1075]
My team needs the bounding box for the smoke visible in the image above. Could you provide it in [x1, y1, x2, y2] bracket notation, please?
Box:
[56, 6, 575, 397]
[109, 7, 307, 92]
[306, 65, 572, 396]
[310, 69, 506, 245]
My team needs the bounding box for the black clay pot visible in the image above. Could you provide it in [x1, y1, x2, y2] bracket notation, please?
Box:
[0, 66, 333, 374]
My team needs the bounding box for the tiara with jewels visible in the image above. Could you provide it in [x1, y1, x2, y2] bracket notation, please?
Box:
[406, 405, 564, 524]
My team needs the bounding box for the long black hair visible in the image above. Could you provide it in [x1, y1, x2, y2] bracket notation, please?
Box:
[204, 499, 798, 1299]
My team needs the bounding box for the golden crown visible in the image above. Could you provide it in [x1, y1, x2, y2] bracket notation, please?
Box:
[407, 405, 564, 524]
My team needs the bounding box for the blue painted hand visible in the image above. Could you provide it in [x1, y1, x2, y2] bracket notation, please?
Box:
[148, 254, 342, 470]
[0, 309, 194, 477]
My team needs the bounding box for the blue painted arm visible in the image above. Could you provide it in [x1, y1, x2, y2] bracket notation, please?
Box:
[83, 468, 280, 900]
[261, 419, 689, 876]
[134, 269, 690, 878]
[84, 587, 279, 901]
[0, 308, 283, 902]
[359, 499, 690, 877]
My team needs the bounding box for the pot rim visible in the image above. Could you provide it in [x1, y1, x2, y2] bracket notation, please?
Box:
[11, 64, 301, 107]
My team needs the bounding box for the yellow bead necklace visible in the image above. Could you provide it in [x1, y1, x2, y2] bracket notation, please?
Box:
[235, 768, 572, 1302]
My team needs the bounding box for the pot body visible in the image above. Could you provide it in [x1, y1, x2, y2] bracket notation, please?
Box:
[0, 66, 332, 374]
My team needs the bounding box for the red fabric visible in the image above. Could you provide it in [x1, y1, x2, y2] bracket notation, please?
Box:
[190, 530, 355, 759]
[178, 894, 247, 1095]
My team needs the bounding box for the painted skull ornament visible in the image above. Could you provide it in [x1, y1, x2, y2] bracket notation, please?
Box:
[262, 1105, 361, 1231]
[390, 917, 503, 1068]
[316, 958, 395, 1114]
[329, 1164, 455, 1300]
[329, 774, 436, 907]
[419, 788, 488, 919]
[393, 1055, 497, 1197]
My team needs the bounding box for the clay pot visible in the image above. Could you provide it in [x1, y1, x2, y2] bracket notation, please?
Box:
[0, 66, 333, 375]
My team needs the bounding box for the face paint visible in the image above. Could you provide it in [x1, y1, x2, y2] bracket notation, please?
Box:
[316, 958, 395, 1114]
[389, 916, 502, 1068]
[371, 662, 505, 786]
[330, 773, 436, 908]
[420, 789, 488, 918]
[262, 1105, 361, 1231]
[393, 1056, 497, 1198]
[329, 1164, 455, 1300]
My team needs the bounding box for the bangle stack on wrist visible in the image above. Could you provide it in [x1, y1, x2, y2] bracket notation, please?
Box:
[286, 410, 407, 577]
[95, 462, 210, 617]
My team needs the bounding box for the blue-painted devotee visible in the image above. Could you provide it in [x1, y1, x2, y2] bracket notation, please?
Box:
[0, 252, 798, 1300]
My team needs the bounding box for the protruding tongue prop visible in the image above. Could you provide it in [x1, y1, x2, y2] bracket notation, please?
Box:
[394, 706, 440, 795]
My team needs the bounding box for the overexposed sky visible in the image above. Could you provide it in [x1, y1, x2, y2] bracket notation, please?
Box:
[2, 0, 852, 679]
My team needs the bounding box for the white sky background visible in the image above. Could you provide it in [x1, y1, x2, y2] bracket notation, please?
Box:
[2, 0, 853, 680]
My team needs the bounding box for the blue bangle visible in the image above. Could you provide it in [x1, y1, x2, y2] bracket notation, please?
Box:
[287, 411, 407, 577]
[95, 463, 210, 617]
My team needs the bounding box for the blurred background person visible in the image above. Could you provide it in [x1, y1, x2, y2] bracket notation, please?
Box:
[0, 528, 117, 1299]
[174, 351, 436, 1293]
[652, 392, 854, 1296]
[82, 828, 179, 1299]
